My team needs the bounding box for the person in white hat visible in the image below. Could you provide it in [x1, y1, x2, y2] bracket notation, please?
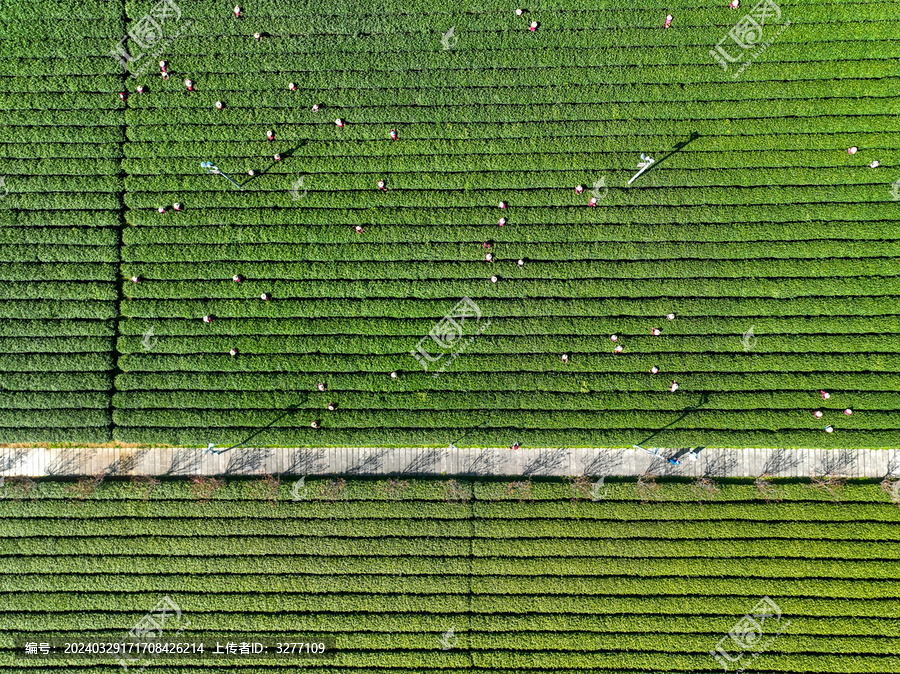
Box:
[670, 381, 679, 392]
[649, 366, 659, 374]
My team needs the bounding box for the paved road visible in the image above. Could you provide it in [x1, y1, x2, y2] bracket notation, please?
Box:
[0, 446, 896, 479]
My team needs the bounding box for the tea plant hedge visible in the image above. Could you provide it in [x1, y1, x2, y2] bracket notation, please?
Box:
[0, 477, 898, 671]
[0, 0, 123, 443]
[1, 0, 898, 446]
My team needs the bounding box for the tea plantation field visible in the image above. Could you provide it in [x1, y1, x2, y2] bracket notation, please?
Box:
[1, 0, 899, 447]
[0, 477, 899, 672]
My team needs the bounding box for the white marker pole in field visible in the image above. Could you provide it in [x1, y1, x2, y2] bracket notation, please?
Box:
[201, 161, 244, 189]
[627, 154, 656, 185]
